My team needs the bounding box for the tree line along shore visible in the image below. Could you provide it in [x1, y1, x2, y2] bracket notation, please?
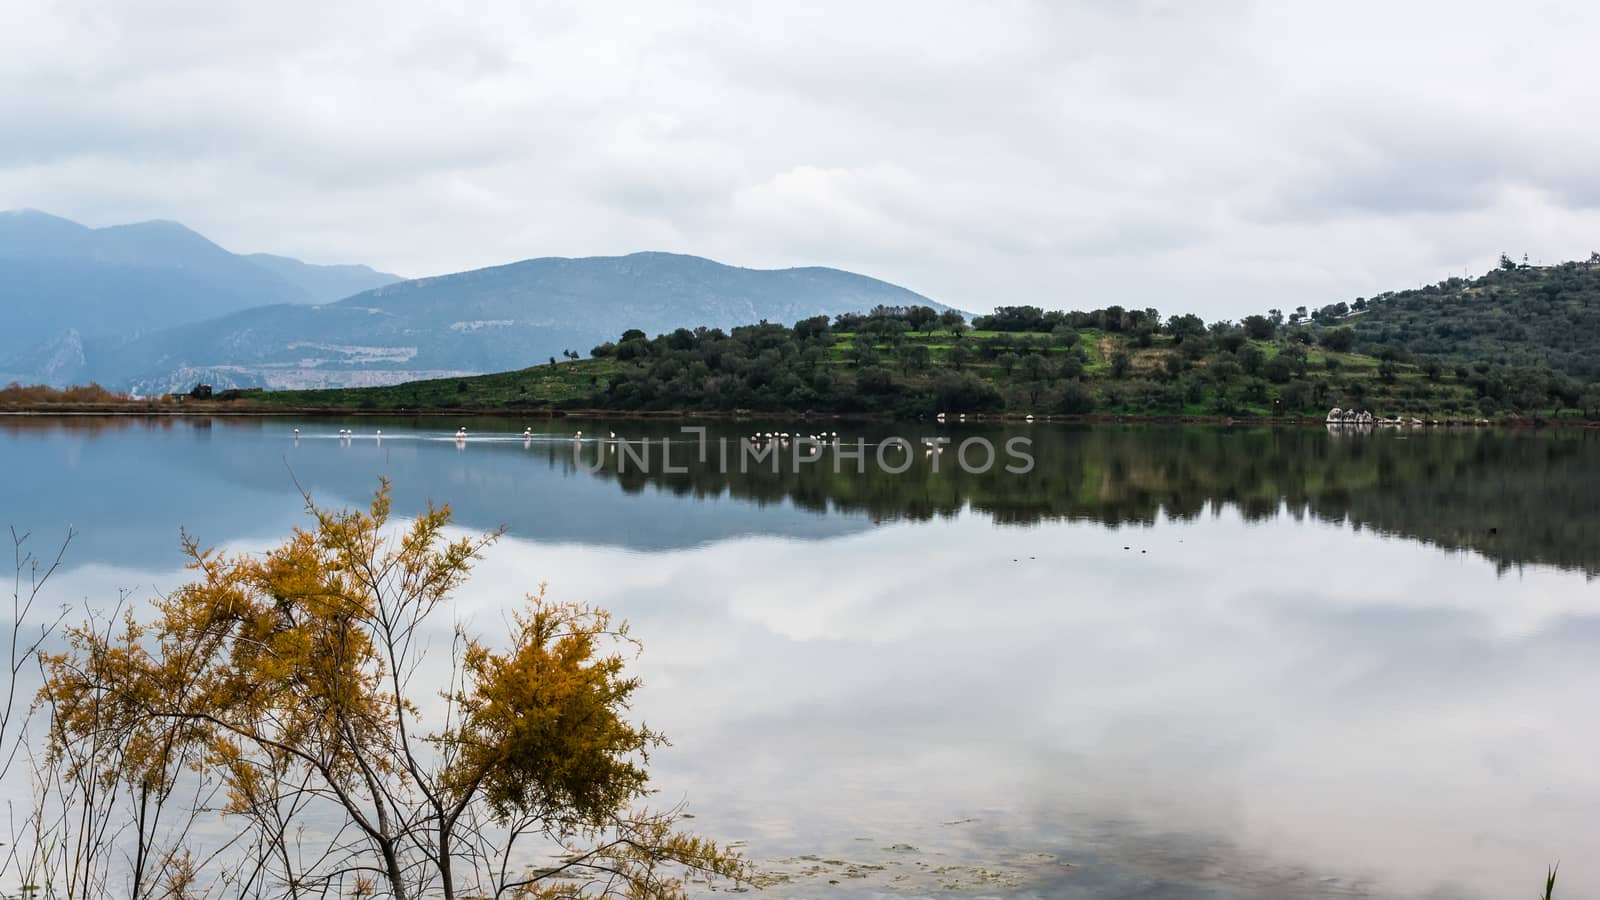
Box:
[11, 256, 1600, 424]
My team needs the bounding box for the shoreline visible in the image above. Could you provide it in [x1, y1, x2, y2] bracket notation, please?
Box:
[3, 403, 1597, 429]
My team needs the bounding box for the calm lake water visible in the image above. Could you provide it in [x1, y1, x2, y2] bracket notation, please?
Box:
[3, 417, 1598, 898]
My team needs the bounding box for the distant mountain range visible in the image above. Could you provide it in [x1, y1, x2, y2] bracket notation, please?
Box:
[0, 211, 947, 393]
[0, 210, 403, 385]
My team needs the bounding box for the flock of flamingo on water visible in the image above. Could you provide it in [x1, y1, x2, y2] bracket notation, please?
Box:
[284, 418, 1026, 457]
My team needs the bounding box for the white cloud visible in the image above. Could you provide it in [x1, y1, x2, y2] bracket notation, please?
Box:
[4, 0, 1600, 318]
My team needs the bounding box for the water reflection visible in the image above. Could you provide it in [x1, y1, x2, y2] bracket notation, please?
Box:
[568, 422, 1600, 577]
[3, 417, 1597, 575]
[3, 417, 1599, 898]
[470, 515, 1598, 899]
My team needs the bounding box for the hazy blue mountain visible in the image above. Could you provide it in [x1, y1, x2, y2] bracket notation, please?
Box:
[85, 252, 950, 393]
[0, 210, 401, 384]
[243, 253, 403, 304]
[0, 208, 89, 256]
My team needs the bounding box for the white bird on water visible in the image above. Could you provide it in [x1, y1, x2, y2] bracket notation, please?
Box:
[573, 430, 583, 440]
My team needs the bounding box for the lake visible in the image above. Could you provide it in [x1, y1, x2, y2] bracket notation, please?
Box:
[3, 416, 1597, 898]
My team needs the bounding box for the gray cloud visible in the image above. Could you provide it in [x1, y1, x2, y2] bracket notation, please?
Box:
[3, 0, 1600, 319]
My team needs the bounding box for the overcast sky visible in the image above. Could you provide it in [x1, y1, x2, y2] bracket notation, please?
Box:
[4, 0, 1599, 320]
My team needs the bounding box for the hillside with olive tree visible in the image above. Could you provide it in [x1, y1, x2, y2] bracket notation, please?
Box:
[121, 252, 1600, 422]
[247, 301, 1583, 421]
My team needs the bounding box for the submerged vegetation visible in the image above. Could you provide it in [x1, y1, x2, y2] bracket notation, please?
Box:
[2, 483, 746, 899]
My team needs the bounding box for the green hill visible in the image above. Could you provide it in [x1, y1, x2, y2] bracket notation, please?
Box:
[244, 309, 1552, 421]
[1301, 255, 1600, 394]
[222, 253, 1600, 421]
